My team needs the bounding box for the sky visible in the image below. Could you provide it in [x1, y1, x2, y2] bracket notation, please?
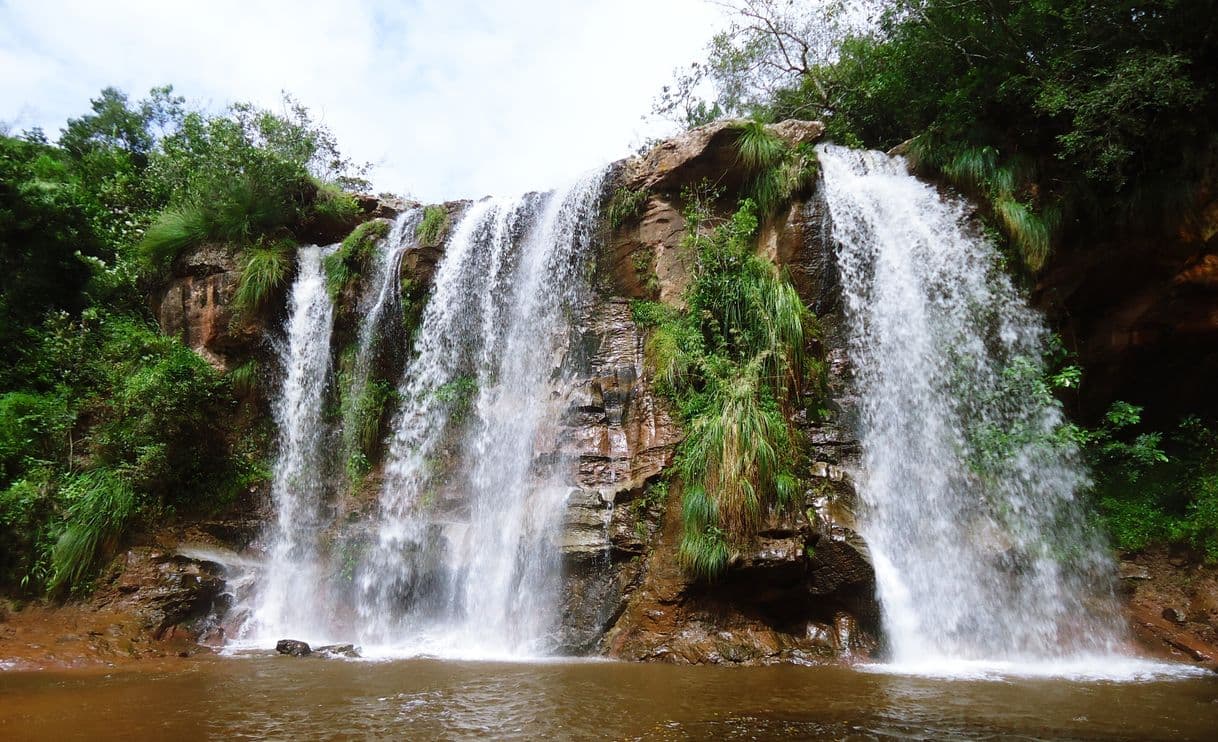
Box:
[0, 0, 725, 201]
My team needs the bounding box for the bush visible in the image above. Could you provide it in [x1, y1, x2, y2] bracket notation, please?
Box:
[1090, 412, 1218, 562]
[324, 219, 391, 300]
[0, 475, 57, 591]
[641, 194, 813, 580]
[235, 239, 295, 312]
[0, 391, 74, 485]
[48, 470, 137, 596]
[416, 205, 450, 248]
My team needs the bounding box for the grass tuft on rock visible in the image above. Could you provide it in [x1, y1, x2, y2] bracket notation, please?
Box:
[416, 205, 450, 248]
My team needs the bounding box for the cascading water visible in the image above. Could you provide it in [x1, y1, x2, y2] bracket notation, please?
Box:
[815, 144, 1131, 672]
[357, 172, 604, 657]
[345, 208, 422, 407]
[240, 244, 337, 643]
[233, 214, 422, 647]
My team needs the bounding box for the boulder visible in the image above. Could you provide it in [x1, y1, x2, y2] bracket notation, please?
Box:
[276, 639, 312, 656]
[622, 119, 825, 198]
[93, 548, 226, 640]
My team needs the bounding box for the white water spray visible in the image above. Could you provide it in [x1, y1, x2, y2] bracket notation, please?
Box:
[358, 172, 604, 657]
[816, 144, 1128, 669]
[240, 244, 337, 642]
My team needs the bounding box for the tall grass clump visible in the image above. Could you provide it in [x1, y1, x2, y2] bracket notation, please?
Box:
[607, 186, 650, 230]
[48, 470, 137, 596]
[416, 205, 450, 248]
[909, 136, 1061, 271]
[639, 191, 813, 580]
[138, 205, 210, 270]
[235, 239, 295, 312]
[324, 219, 390, 300]
[732, 122, 817, 215]
[227, 359, 260, 397]
[311, 180, 361, 223]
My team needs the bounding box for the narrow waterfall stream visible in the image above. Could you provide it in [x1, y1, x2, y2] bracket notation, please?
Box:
[235, 211, 421, 647]
[357, 173, 604, 657]
[816, 145, 1133, 673]
[241, 244, 337, 642]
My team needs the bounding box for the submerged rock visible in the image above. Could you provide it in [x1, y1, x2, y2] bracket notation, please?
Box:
[315, 643, 360, 658]
[276, 639, 311, 657]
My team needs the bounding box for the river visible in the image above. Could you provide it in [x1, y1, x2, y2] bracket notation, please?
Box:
[2, 656, 1216, 740]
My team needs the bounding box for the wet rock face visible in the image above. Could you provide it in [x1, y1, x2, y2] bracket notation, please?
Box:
[558, 140, 883, 662]
[92, 548, 227, 641]
[1034, 233, 1218, 423]
[553, 298, 682, 652]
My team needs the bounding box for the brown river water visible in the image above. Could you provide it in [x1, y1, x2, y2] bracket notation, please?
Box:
[2, 655, 1217, 740]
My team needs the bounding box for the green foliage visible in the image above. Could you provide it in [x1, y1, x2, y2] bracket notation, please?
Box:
[0, 86, 371, 596]
[433, 376, 478, 423]
[673, 0, 1218, 269]
[311, 180, 361, 223]
[235, 239, 295, 312]
[639, 195, 813, 580]
[48, 470, 136, 596]
[416, 205, 450, 248]
[731, 123, 817, 215]
[324, 219, 391, 300]
[342, 379, 396, 465]
[137, 205, 210, 269]
[1088, 409, 1218, 561]
[227, 359, 260, 398]
[631, 479, 669, 540]
[607, 186, 650, 230]
[0, 475, 57, 590]
[400, 276, 428, 344]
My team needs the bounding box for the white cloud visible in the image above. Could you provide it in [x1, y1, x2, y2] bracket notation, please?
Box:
[0, 0, 723, 200]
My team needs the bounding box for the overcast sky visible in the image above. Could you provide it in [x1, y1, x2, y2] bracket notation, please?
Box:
[0, 0, 724, 201]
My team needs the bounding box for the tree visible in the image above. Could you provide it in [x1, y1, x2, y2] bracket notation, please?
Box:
[653, 0, 883, 126]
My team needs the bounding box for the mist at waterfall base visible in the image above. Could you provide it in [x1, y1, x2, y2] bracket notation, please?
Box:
[816, 144, 1199, 680]
[225, 175, 604, 660]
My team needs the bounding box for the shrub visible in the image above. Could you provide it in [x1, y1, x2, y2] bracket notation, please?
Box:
[324, 219, 391, 300]
[235, 239, 295, 312]
[48, 470, 137, 596]
[416, 205, 450, 248]
[0, 391, 74, 485]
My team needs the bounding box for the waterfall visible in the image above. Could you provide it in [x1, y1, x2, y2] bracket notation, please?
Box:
[346, 208, 422, 406]
[816, 144, 1128, 670]
[241, 244, 337, 642]
[357, 172, 604, 657]
[233, 213, 420, 647]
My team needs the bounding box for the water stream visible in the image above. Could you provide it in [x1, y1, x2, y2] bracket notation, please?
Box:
[357, 172, 605, 657]
[816, 144, 1128, 672]
[239, 244, 337, 643]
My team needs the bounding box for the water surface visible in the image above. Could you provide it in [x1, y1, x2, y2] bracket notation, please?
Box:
[2, 658, 1216, 740]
